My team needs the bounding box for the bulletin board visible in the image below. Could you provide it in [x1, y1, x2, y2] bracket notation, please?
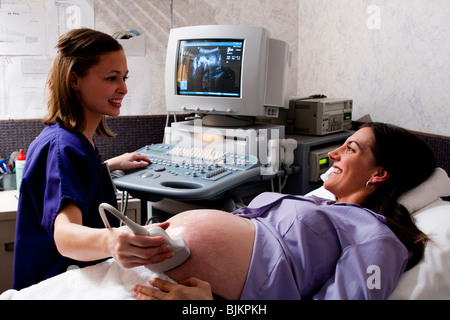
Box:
[0, 0, 151, 119]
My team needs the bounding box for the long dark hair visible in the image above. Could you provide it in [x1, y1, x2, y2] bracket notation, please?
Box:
[362, 123, 436, 270]
[44, 28, 123, 137]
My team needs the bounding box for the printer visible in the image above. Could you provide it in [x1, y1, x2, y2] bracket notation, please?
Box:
[287, 97, 353, 135]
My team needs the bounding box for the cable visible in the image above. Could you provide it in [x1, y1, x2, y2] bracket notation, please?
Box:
[121, 190, 129, 214]
[165, 111, 170, 127]
[279, 176, 289, 192]
[117, 190, 129, 227]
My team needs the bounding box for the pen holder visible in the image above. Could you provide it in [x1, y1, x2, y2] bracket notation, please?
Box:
[0, 173, 16, 191]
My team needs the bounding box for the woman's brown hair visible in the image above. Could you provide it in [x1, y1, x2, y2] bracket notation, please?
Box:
[44, 28, 123, 138]
[362, 122, 436, 270]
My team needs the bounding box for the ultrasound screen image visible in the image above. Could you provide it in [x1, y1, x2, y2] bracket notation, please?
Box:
[176, 39, 243, 97]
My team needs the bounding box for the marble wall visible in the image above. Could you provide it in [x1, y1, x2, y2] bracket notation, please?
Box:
[95, 0, 449, 136]
[297, 0, 450, 136]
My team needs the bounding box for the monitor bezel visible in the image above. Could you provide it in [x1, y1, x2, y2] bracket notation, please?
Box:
[165, 25, 270, 117]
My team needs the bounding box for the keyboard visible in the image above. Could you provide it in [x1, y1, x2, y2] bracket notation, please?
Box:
[112, 144, 261, 201]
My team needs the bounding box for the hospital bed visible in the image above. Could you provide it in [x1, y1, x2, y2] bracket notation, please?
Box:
[1, 167, 449, 300]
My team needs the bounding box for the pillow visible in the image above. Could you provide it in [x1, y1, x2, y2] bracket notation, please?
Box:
[389, 199, 450, 299]
[398, 167, 450, 213]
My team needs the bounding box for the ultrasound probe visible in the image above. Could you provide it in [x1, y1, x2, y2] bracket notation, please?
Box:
[98, 203, 190, 272]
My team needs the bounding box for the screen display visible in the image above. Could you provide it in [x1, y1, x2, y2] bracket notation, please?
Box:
[176, 39, 243, 98]
[319, 157, 329, 169]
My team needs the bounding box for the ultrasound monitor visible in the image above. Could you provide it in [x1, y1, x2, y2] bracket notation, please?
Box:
[165, 25, 290, 126]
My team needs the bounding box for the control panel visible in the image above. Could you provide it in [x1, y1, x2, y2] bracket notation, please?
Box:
[113, 144, 261, 201]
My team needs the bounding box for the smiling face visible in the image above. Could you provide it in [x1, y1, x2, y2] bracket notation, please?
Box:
[324, 127, 389, 204]
[70, 49, 128, 130]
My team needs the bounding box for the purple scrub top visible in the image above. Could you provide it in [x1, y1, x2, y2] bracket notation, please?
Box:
[234, 192, 408, 300]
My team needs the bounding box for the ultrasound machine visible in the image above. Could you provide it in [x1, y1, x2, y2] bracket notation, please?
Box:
[113, 25, 295, 213]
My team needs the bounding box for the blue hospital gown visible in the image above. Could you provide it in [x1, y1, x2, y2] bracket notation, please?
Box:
[234, 192, 408, 300]
[13, 123, 118, 290]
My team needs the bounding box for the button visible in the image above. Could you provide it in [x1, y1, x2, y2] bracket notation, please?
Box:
[139, 172, 154, 178]
[153, 166, 166, 172]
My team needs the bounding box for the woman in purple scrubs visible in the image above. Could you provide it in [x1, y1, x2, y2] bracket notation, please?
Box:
[13, 29, 171, 290]
[133, 123, 437, 300]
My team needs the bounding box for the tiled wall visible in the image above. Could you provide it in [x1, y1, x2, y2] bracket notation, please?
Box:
[1, 116, 448, 175]
[0, 115, 182, 163]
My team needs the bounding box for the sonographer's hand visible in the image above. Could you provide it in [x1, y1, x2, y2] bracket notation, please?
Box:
[105, 152, 151, 172]
[133, 277, 214, 300]
[109, 222, 174, 269]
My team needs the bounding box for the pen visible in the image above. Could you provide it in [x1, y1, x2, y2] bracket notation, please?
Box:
[0, 158, 10, 173]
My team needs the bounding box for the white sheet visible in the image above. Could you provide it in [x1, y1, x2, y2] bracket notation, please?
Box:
[0, 258, 173, 300]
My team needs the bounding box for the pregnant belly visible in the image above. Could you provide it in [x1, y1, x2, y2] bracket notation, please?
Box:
[164, 209, 255, 300]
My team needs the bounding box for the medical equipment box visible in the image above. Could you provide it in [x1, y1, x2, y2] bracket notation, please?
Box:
[287, 98, 353, 135]
[308, 144, 340, 183]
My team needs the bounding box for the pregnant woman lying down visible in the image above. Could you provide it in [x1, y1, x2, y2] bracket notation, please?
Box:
[134, 123, 436, 300]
